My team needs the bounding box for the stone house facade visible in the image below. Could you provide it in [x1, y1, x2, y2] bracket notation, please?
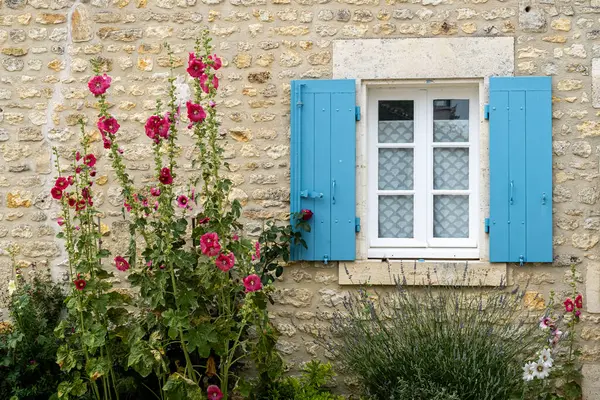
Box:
[0, 0, 600, 397]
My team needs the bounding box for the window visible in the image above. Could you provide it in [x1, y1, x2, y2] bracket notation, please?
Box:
[367, 86, 480, 259]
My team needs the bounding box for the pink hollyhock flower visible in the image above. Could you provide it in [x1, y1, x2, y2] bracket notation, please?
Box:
[159, 264, 165, 269]
[232, 234, 239, 241]
[209, 100, 216, 108]
[83, 154, 96, 168]
[150, 187, 160, 196]
[75, 166, 82, 174]
[145, 115, 162, 141]
[186, 101, 206, 124]
[200, 74, 219, 94]
[51, 187, 63, 200]
[68, 176, 74, 185]
[124, 201, 132, 212]
[301, 209, 313, 221]
[114, 256, 130, 272]
[215, 252, 235, 272]
[159, 167, 173, 185]
[103, 137, 112, 149]
[208, 54, 222, 70]
[539, 317, 552, 330]
[207, 385, 223, 400]
[198, 217, 210, 224]
[575, 310, 581, 319]
[187, 53, 205, 78]
[146, 260, 152, 267]
[55, 177, 69, 190]
[75, 151, 81, 161]
[200, 232, 221, 257]
[575, 294, 583, 309]
[243, 274, 263, 293]
[252, 241, 261, 261]
[57, 217, 65, 226]
[88, 74, 112, 96]
[97, 116, 120, 135]
[177, 195, 189, 208]
[564, 298, 574, 312]
[74, 278, 87, 291]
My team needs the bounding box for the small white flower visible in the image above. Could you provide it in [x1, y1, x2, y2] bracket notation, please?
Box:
[538, 348, 553, 368]
[173, 75, 191, 108]
[7, 280, 16, 295]
[522, 361, 536, 382]
[533, 361, 551, 380]
[539, 317, 552, 330]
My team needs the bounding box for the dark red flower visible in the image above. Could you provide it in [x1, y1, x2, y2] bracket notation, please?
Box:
[88, 74, 111, 96]
[114, 256, 130, 272]
[67, 197, 76, 207]
[55, 177, 69, 190]
[301, 209, 313, 221]
[564, 298, 574, 313]
[51, 187, 63, 200]
[103, 137, 111, 149]
[74, 278, 86, 291]
[83, 154, 96, 167]
[198, 217, 210, 225]
[186, 101, 206, 124]
[159, 167, 173, 185]
[575, 294, 583, 309]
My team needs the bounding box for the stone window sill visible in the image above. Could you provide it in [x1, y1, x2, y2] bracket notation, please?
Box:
[338, 260, 508, 286]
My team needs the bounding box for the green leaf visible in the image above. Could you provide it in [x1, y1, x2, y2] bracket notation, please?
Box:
[81, 324, 106, 350]
[97, 249, 110, 258]
[163, 373, 203, 400]
[186, 324, 219, 357]
[128, 340, 156, 378]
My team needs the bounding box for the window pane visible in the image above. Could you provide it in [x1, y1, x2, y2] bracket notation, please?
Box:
[378, 100, 414, 143]
[379, 148, 413, 190]
[433, 99, 469, 142]
[433, 148, 469, 190]
[379, 195, 413, 238]
[434, 195, 469, 238]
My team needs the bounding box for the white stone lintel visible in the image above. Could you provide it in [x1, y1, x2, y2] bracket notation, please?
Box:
[333, 37, 515, 80]
[339, 260, 508, 286]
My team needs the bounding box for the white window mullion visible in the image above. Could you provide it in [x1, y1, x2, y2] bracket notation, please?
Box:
[414, 90, 428, 245]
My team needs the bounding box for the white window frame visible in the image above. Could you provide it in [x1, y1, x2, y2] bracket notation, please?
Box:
[367, 85, 480, 259]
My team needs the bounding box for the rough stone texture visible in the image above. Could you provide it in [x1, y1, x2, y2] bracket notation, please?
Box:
[0, 0, 598, 395]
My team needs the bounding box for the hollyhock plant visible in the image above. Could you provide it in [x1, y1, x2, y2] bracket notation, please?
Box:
[200, 74, 219, 94]
[87, 74, 111, 96]
[243, 274, 263, 293]
[215, 252, 235, 272]
[200, 232, 221, 257]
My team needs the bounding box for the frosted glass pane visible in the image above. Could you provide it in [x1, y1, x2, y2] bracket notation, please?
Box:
[379, 196, 413, 238]
[433, 148, 469, 190]
[379, 121, 414, 143]
[379, 149, 413, 190]
[434, 195, 469, 238]
[434, 120, 469, 142]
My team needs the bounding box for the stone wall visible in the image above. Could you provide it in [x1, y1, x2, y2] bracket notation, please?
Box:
[0, 0, 600, 396]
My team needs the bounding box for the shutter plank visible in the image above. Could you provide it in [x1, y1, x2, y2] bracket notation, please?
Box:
[525, 86, 553, 262]
[489, 89, 510, 262]
[299, 90, 316, 260]
[314, 92, 332, 261]
[508, 90, 526, 262]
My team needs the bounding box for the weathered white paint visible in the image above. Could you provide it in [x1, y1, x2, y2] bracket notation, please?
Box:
[592, 58, 600, 109]
[332, 37, 515, 80]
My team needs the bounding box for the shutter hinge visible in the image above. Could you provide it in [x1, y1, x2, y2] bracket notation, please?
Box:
[355, 217, 361, 233]
[484, 218, 490, 233]
[519, 255, 524, 267]
[484, 104, 490, 120]
[355, 106, 361, 121]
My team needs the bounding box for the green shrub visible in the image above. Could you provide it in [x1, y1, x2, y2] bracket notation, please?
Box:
[0, 267, 66, 400]
[249, 360, 344, 400]
[333, 265, 544, 400]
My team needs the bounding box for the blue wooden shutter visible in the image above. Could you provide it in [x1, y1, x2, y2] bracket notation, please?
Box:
[489, 77, 553, 263]
[290, 80, 357, 262]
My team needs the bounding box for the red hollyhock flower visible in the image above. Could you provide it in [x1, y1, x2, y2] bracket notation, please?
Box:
[55, 177, 69, 190]
[301, 209, 313, 221]
[144, 115, 161, 141]
[67, 197, 76, 207]
[187, 53, 205, 78]
[150, 187, 160, 196]
[74, 278, 87, 290]
[75, 151, 81, 161]
[575, 294, 583, 309]
[83, 154, 96, 167]
[76, 199, 86, 212]
[243, 274, 263, 293]
[207, 385, 223, 400]
[200, 232, 221, 257]
[198, 217, 210, 224]
[208, 54, 222, 70]
[88, 74, 112, 96]
[159, 167, 173, 185]
[114, 256, 130, 272]
[97, 116, 120, 135]
[186, 101, 206, 124]
[51, 187, 63, 200]
[215, 252, 235, 272]
[158, 116, 171, 139]
[252, 241, 261, 261]
[103, 137, 111, 149]
[200, 74, 219, 94]
[564, 298, 575, 312]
